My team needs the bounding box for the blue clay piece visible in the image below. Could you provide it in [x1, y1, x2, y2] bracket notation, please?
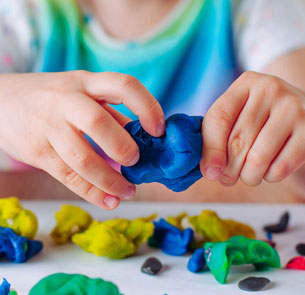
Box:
[148, 219, 193, 256]
[187, 247, 206, 273]
[121, 114, 203, 192]
[0, 278, 10, 295]
[0, 227, 43, 263]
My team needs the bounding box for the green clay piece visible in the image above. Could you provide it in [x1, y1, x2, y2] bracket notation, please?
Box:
[0, 197, 38, 239]
[72, 214, 156, 259]
[9, 291, 18, 295]
[28, 273, 122, 295]
[50, 204, 92, 245]
[204, 235, 281, 284]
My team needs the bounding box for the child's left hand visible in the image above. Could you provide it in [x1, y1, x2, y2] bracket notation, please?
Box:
[200, 71, 305, 186]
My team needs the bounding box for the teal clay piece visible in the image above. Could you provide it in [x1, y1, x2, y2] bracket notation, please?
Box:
[28, 273, 122, 295]
[204, 236, 281, 284]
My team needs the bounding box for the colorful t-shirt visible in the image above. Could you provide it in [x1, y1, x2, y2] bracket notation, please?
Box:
[1, 0, 305, 170]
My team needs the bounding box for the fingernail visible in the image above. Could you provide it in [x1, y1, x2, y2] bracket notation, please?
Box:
[156, 119, 165, 136]
[205, 167, 223, 181]
[121, 184, 136, 200]
[104, 195, 119, 208]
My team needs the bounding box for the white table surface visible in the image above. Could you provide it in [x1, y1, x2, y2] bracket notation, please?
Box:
[2, 201, 305, 295]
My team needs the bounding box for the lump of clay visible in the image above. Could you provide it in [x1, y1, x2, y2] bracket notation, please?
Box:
[204, 236, 281, 284]
[148, 219, 193, 256]
[72, 215, 156, 259]
[28, 273, 122, 295]
[50, 205, 92, 245]
[0, 227, 43, 263]
[0, 278, 10, 295]
[187, 247, 206, 273]
[0, 197, 38, 239]
[188, 210, 256, 244]
[121, 114, 203, 192]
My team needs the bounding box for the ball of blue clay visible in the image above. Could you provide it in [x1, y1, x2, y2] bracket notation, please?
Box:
[187, 247, 206, 273]
[148, 219, 193, 256]
[0, 278, 10, 295]
[0, 227, 43, 263]
[121, 114, 203, 192]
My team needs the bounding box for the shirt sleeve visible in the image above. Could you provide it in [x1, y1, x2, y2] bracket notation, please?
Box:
[234, 0, 305, 72]
[0, 0, 38, 73]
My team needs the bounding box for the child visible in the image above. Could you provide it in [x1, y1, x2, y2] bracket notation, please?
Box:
[0, 0, 305, 209]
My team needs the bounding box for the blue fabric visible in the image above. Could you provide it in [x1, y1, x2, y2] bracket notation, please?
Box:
[121, 114, 203, 192]
[0, 227, 43, 263]
[187, 247, 206, 273]
[148, 219, 193, 256]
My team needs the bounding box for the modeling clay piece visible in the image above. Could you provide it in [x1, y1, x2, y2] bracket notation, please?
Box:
[238, 277, 271, 291]
[72, 215, 156, 259]
[141, 257, 163, 275]
[148, 219, 193, 256]
[0, 197, 38, 239]
[296, 243, 305, 256]
[187, 247, 206, 273]
[263, 212, 289, 233]
[286, 256, 305, 270]
[28, 273, 122, 295]
[50, 205, 92, 245]
[121, 114, 203, 192]
[0, 278, 10, 295]
[204, 236, 281, 284]
[188, 210, 256, 244]
[0, 227, 43, 263]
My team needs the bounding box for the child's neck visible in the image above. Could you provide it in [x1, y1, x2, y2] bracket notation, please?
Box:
[87, 0, 179, 40]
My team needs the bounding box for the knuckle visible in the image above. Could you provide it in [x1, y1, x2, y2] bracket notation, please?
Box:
[263, 76, 283, 98]
[72, 151, 92, 171]
[239, 71, 258, 81]
[265, 160, 290, 182]
[101, 176, 122, 194]
[246, 148, 266, 168]
[87, 113, 107, 130]
[207, 106, 232, 130]
[145, 98, 159, 113]
[62, 168, 84, 188]
[228, 131, 245, 157]
[121, 74, 139, 90]
[113, 140, 137, 164]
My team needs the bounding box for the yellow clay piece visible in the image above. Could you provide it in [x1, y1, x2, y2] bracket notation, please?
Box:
[223, 219, 256, 239]
[0, 197, 38, 239]
[72, 215, 156, 259]
[188, 210, 256, 244]
[51, 204, 92, 245]
[167, 212, 187, 230]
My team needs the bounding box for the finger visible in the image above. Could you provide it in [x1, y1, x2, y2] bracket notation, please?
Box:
[39, 145, 121, 210]
[102, 103, 131, 127]
[64, 94, 139, 166]
[240, 114, 293, 186]
[82, 72, 165, 137]
[264, 131, 305, 183]
[200, 72, 257, 181]
[48, 125, 136, 200]
[218, 91, 271, 186]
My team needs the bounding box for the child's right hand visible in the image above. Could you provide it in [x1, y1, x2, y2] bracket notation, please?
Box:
[0, 71, 165, 209]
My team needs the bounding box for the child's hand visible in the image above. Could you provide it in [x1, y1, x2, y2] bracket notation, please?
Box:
[0, 71, 165, 209]
[200, 71, 305, 186]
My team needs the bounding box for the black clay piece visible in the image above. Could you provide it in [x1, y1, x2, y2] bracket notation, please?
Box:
[263, 212, 289, 233]
[296, 243, 305, 256]
[141, 257, 163, 275]
[238, 277, 270, 292]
